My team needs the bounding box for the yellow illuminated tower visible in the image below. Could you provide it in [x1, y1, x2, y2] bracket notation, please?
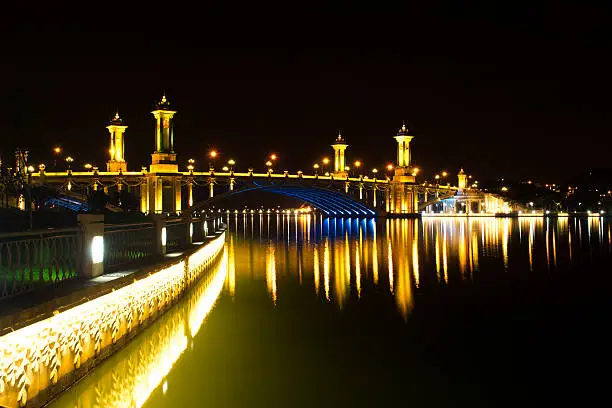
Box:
[106, 112, 128, 172]
[457, 168, 467, 192]
[387, 122, 417, 214]
[394, 122, 414, 170]
[150, 94, 178, 173]
[331, 131, 348, 177]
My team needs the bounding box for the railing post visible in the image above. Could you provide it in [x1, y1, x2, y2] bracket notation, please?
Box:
[152, 215, 167, 255]
[77, 214, 105, 279]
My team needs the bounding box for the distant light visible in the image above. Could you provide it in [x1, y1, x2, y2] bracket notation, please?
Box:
[545, 210, 550, 214]
[27, 165, 35, 173]
[501, 186, 508, 192]
[161, 227, 167, 246]
[372, 168, 378, 174]
[209, 150, 218, 158]
[386, 164, 394, 171]
[84, 163, 93, 170]
[53, 147, 61, 154]
[228, 159, 235, 166]
[322, 157, 330, 165]
[354, 160, 361, 168]
[222, 166, 229, 171]
[441, 171, 447, 177]
[266, 161, 273, 167]
[270, 154, 278, 160]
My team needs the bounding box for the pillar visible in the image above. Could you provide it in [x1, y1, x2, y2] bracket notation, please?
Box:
[152, 215, 167, 255]
[174, 177, 182, 214]
[187, 180, 193, 207]
[140, 177, 149, 214]
[154, 176, 163, 214]
[458, 169, 467, 192]
[394, 123, 414, 169]
[77, 214, 105, 278]
[230, 177, 235, 191]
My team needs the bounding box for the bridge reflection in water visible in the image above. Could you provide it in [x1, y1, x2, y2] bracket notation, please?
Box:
[50, 215, 611, 408]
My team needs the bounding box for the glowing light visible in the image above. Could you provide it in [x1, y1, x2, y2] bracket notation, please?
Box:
[354, 160, 361, 168]
[442, 171, 447, 177]
[161, 227, 167, 246]
[270, 154, 277, 160]
[91, 235, 104, 264]
[209, 150, 217, 158]
[53, 147, 62, 154]
[27, 165, 35, 173]
[84, 163, 93, 170]
[227, 159, 235, 166]
[222, 166, 229, 171]
[386, 164, 394, 171]
[322, 157, 330, 165]
[372, 168, 378, 174]
[313, 163, 320, 169]
[501, 186, 508, 192]
[265, 160, 273, 167]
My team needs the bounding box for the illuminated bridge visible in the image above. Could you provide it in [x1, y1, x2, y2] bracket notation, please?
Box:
[21, 94, 514, 218]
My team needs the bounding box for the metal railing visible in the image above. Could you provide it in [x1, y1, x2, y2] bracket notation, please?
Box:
[166, 221, 188, 252]
[104, 222, 156, 269]
[0, 228, 80, 299]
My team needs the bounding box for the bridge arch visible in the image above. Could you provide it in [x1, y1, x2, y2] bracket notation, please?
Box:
[187, 183, 378, 217]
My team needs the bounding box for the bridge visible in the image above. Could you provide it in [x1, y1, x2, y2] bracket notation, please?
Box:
[10, 94, 515, 218]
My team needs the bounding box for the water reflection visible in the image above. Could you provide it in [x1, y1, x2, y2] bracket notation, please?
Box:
[224, 215, 610, 321]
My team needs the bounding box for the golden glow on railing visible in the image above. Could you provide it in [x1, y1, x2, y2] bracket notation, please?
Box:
[0, 232, 226, 408]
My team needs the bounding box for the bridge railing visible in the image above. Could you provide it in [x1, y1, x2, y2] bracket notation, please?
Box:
[103, 222, 156, 269]
[0, 228, 80, 299]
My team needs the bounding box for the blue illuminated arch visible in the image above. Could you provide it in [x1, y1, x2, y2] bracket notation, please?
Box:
[190, 184, 377, 217]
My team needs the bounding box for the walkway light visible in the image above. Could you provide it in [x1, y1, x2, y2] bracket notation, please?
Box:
[270, 154, 278, 161]
[313, 163, 319, 169]
[53, 147, 62, 154]
[322, 157, 330, 165]
[27, 165, 35, 173]
[354, 160, 361, 168]
[84, 163, 93, 170]
[38, 164, 46, 172]
[266, 160, 273, 167]
[435, 174, 440, 180]
[65, 156, 74, 170]
[209, 150, 217, 158]
[222, 166, 229, 172]
[442, 171, 448, 177]
[372, 168, 378, 175]
[345, 166, 350, 171]
[501, 186, 508, 192]
[386, 164, 394, 171]
[188, 158, 195, 165]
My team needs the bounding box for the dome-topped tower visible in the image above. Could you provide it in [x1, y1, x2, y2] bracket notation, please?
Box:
[150, 93, 178, 173]
[394, 121, 414, 168]
[331, 130, 348, 176]
[107, 112, 128, 172]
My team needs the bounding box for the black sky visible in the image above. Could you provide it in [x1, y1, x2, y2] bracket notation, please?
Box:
[2, 2, 611, 182]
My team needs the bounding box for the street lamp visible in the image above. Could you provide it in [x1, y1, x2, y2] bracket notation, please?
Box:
[228, 159, 236, 172]
[269, 153, 278, 161]
[208, 150, 217, 171]
[84, 163, 93, 171]
[372, 168, 378, 179]
[266, 160, 273, 174]
[411, 167, 420, 177]
[222, 166, 229, 172]
[313, 163, 320, 175]
[442, 171, 448, 178]
[65, 156, 74, 170]
[53, 147, 62, 170]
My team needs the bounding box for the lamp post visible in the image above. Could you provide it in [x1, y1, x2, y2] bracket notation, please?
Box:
[209, 150, 217, 171]
[53, 147, 62, 170]
[266, 160, 273, 175]
[322, 157, 330, 174]
[353, 160, 361, 178]
[228, 159, 235, 173]
[65, 156, 74, 171]
[313, 163, 320, 176]
[26, 165, 34, 230]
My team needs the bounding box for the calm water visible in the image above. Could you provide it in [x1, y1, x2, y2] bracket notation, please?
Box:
[51, 216, 612, 407]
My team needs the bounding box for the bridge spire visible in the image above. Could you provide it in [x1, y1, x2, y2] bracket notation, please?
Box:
[331, 130, 348, 177]
[150, 92, 178, 172]
[106, 111, 128, 172]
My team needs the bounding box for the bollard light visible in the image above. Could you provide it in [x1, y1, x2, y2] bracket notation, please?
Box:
[91, 236, 104, 264]
[161, 227, 167, 247]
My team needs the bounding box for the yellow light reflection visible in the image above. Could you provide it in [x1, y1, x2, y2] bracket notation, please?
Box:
[266, 243, 277, 305]
[313, 246, 320, 295]
[324, 238, 330, 301]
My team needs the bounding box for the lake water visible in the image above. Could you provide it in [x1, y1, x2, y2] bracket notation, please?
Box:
[50, 215, 612, 407]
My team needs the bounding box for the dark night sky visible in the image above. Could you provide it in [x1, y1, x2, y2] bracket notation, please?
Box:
[2, 3, 611, 182]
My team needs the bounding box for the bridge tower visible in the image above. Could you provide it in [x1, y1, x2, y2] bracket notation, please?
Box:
[386, 122, 418, 215]
[331, 131, 348, 178]
[106, 112, 128, 172]
[457, 168, 467, 192]
[142, 94, 182, 215]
